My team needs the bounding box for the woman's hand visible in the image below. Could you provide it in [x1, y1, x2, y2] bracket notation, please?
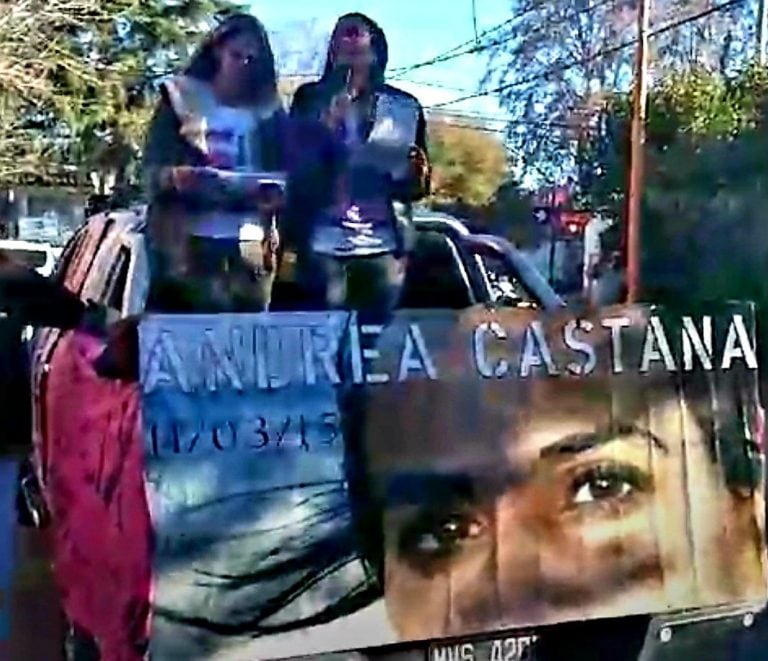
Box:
[322, 91, 352, 131]
[408, 146, 429, 184]
[262, 227, 280, 273]
[267, 227, 280, 252]
[92, 316, 140, 382]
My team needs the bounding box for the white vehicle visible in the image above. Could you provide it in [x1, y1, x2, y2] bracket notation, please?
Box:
[0, 240, 60, 278]
[0, 240, 62, 341]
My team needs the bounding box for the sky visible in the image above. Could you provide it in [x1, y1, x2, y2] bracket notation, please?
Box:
[248, 0, 512, 122]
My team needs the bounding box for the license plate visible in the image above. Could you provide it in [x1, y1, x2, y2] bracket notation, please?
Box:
[428, 632, 538, 661]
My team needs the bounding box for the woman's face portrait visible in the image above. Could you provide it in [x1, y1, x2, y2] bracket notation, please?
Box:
[216, 31, 263, 88]
[332, 17, 375, 68]
[362, 313, 767, 642]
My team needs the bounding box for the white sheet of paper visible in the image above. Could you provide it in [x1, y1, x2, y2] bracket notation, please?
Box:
[213, 169, 287, 189]
[369, 94, 418, 146]
[360, 94, 420, 179]
[349, 142, 411, 179]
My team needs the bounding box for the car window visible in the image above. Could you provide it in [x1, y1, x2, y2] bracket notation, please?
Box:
[3, 249, 48, 269]
[52, 229, 85, 284]
[101, 246, 131, 312]
[400, 231, 475, 309]
[480, 255, 539, 309]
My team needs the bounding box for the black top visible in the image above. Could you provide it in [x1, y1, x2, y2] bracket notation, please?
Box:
[290, 80, 430, 203]
[0, 255, 86, 453]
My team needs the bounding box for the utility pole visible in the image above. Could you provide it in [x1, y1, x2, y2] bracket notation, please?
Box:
[548, 187, 557, 286]
[759, 0, 768, 66]
[625, 0, 650, 304]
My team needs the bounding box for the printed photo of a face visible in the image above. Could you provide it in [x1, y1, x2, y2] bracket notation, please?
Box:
[361, 306, 768, 642]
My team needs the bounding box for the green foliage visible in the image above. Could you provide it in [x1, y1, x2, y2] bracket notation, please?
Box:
[427, 120, 508, 208]
[0, 0, 241, 189]
[578, 62, 768, 332]
[580, 63, 768, 215]
[484, 0, 753, 180]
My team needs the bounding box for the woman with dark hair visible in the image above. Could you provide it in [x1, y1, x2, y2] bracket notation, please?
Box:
[289, 13, 431, 323]
[143, 13, 289, 312]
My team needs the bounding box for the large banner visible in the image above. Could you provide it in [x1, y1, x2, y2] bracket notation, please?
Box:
[139, 303, 768, 659]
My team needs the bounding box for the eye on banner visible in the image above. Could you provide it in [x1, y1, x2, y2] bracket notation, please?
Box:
[138, 303, 768, 659]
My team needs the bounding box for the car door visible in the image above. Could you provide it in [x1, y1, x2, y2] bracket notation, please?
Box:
[399, 229, 478, 309]
[30, 225, 91, 486]
[31, 212, 146, 487]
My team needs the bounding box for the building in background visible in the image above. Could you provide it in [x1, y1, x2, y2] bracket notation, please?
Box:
[0, 168, 87, 246]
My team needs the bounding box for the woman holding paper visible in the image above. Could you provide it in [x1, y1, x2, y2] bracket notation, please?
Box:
[289, 13, 431, 321]
[143, 13, 289, 312]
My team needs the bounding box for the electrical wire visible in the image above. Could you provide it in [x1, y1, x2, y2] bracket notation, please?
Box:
[390, 0, 618, 79]
[429, 0, 747, 108]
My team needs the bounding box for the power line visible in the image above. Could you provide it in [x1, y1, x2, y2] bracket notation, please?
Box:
[427, 111, 596, 132]
[396, 79, 475, 93]
[389, 0, 618, 79]
[388, 20, 514, 77]
[436, 122, 506, 134]
[430, 0, 747, 108]
[389, 0, 552, 77]
[283, 0, 617, 91]
[428, 107, 513, 120]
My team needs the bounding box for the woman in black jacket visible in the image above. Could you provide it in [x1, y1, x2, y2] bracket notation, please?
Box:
[289, 12, 430, 322]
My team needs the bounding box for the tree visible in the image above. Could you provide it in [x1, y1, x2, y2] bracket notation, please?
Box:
[0, 0, 241, 191]
[651, 0, 751, 74]
[0, 0, 110, 181]
[482, 0, 754, 182]
[482, 0, 636, 181]
[62, 0, 243, 193]
[575, 61, 768, 366]
[271, 21, 329, 106]
[427, 119, 508, 208]
[578, 62, 768, 216]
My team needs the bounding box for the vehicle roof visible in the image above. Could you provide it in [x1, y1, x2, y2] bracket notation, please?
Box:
[412, 210, 471, 235]
[0, 239, 55, 251]
[410, 212, 564, 311]
[72, 206, 563, 312]
[70, 207, 146, 244]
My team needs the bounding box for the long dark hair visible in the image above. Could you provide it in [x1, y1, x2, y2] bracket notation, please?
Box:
[184, 13, 278, 104]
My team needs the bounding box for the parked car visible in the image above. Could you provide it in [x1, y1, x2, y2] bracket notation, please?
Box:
[26, 207, 563, 660]
[406, 211, 565, 311]
[27, 210, 762, 661]
[0, 240, 60, 278]
[0, 240, 65, 343]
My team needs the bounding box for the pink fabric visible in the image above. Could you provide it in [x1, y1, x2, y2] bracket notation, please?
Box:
[44, 330, 151, 661]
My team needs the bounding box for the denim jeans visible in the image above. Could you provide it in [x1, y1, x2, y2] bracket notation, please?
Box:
[147, 236, 274, 313]
[323, 254, 405, 326]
